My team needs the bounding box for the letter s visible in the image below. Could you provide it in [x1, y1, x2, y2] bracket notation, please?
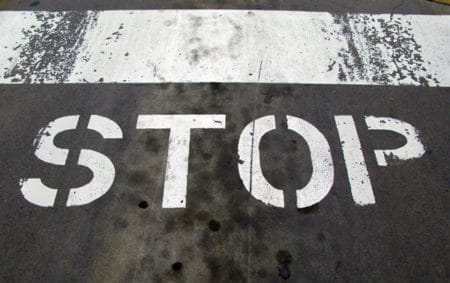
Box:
[19, 115, 122, 207]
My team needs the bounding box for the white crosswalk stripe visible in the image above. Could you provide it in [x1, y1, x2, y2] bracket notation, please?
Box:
[0, 10, 449, 86]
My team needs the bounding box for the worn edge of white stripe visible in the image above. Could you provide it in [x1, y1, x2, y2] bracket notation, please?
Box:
[0, 10, 449, 86]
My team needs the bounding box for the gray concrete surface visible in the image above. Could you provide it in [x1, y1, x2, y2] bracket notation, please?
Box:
[0, 1, 449, 282]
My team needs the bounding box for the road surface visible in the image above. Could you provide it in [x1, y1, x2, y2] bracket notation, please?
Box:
[0, 0, 449, 282]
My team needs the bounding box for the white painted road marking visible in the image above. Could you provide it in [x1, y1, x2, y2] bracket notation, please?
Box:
[136, 115, 226, 208]
[237, 115, 334, 208]
[66, 149, 116, 206]
[67, 116, 123, 206]
[20, 114, 428, 208]
[19, 178, 58, 207]
[0, 10, 449, 86]
[287, 116, 334, 208]
[335, 116, 375, 206]
[33, 115, 79, 166]
[365, 116, 426, 166]
[238, 116, 285, 207]
[20, 115, 123, 207]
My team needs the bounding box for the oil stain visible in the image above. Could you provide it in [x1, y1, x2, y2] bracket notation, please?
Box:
[172, 262, 183, 271]
[317, 232, 326, 242]
[208, 219, 221, 232]
[297, 204, 320, 214]
[145, 135, 162, 152]
[276, 250, 293, 265]
[138, 201, 148, 209]
[205, 257, 245, 281]
[276, 250, 293, 280]
[278, 264, 291, 280]
[113, 217, 129, 230]
[128, 170, 147, 185]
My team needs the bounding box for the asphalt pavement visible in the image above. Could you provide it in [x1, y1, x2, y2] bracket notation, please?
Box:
[0, 0, 449, 282]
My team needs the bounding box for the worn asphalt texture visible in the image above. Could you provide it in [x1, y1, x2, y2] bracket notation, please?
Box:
[0, 1, 449, 282]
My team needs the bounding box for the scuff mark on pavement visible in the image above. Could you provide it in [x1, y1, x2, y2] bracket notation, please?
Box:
[332, 14, 440, 86]
[186, 13, 244, 66]
[1, 11, 447, 86]
[3, 11, 98, 83]
[257, 59, 263, 82]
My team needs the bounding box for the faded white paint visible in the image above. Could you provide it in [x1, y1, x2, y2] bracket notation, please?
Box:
[238, 116, 285, 207]
[365, 116, 426, 166]
[33, 115, 79, 165]
[0, 10, 449, 86]
[136, 114, 226, 208]
[0, 12, 41, 80]
[67, 115, 123, 206]
[287, 116, 334, 208]
[19, 113, 430, 208]
[21, 115, 79, 207]
[19, 178, 58, 207]
[335, 116, 375, 206]
[88, 114, 124, 139]
[20, 115, 122, 207]
[66, 149, 116, 206]
[237, 115, 334, 208]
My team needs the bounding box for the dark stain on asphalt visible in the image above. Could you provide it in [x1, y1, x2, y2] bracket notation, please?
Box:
[195, 210, 210, 221]
[317, 232, 326, 242]
[205, 257, 245, 281]
[29, 1, 39, 7]
[128, 170, 147, 185]
[276, 250, 293, 265]
[257, 269, 267, 278]
[209, 82, 224, 94]
[186, 15, 243, 65]
[172, 261, 183, 271]
[202, 152, 213, 160]
[297, 204, 320, 214]
[145, 135, 162, 152]
[113, 217, 129, 230]
[264, 93, 274, 104]
[208, 219, 221, 231]
[175, 212, 195, 226]
[138, 200, 149, 209]
[276, 250, 293, 280]
[278, 264, 291, 280]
